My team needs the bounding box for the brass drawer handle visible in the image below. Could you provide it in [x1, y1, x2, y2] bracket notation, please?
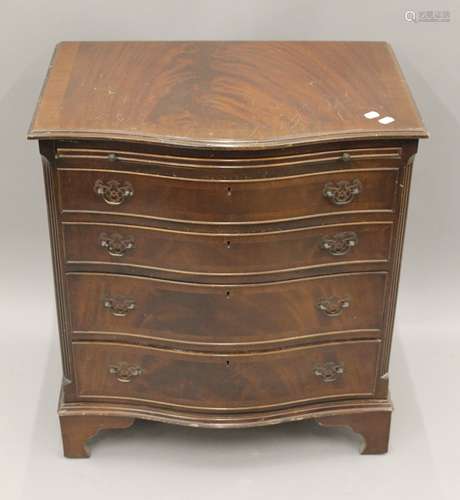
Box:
[104, 297, 136, 316]
[109, 362, 143, 383]
[94, 179, 134, 206]
[317, 296, 350, 317]
[100, 232, 134, 257]
[320, 231, 358, 256]
[314, 362, 344, 383]
[323, 179, 362, 205]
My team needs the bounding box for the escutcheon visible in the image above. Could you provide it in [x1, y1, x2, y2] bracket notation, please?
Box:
[99, 232, 135, 257]
[323, 179, 362, 205]
[317, 296, 350, 317]
[94, 179, 134, 206]
[320, 231, 358, 256]
[103, 297, 136, 316]
[108, 362, 143, 383]
[314, 362, 344, 383]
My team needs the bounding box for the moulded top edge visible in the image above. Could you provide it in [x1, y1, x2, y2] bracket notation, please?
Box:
[28, 41, 428, 150]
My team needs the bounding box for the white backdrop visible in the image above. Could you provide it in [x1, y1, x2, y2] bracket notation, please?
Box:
[1, 1, 458, 499]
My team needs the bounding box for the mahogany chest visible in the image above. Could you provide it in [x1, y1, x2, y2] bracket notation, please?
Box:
[29, 41, 427, 457]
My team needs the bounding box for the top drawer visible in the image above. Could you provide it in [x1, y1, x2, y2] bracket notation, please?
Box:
[57, 167, 399, 224]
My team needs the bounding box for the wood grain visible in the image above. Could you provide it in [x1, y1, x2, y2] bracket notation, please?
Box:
[58, 167, 398, 224]
[67, 271, 386, 348]
[29, 42, 427, 148]
[62, 221, 392, 277]
[30, 41, 427, 455]
[73, 340, 380, 411]
[316, 410, 392, 454]
[59, 396, 393, 429]
[59, 414, 134, 458]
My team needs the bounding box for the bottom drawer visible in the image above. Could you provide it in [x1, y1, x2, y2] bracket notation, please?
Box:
[73, 340, 380, 412]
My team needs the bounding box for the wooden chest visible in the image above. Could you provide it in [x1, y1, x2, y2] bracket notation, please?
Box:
[29, 41, 427, 457]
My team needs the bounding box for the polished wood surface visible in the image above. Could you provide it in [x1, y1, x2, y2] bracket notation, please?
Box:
[73, 340, 380, 411]
[29, 41, 426, 457]
[317, 411, 392, 454]
[59, 415, 134, 458]
[55, 143, 403, 169]
[58, 400, 392, 456]
[68, 271, 386, 348]
[58, 166, 399, 224]
[62, 221, 392, 276]
[29, 42, 427, 147]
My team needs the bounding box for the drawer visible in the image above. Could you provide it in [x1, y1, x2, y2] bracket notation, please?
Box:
[63, 221, 392, 277]
[68, 272, 387, 347]
[58, 167, 399, 224]
[73, 340, 380, 411]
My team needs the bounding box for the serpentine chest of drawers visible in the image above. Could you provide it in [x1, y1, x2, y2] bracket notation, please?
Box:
[29, 41, 427, 457]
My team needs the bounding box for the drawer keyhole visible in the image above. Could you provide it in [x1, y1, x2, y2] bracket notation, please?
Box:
[227, 186, 232, 196]
[226, 360, 231, 367]
[226, 240, 231, 248]
[226, 291, 231, 299]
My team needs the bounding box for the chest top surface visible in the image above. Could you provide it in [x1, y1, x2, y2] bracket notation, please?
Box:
[28, 41, 427, 149]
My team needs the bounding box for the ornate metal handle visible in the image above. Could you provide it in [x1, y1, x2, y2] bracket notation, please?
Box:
[317, 296, 350, 317]
[108, 362, 143, 383]
[320, 231, 358, 256]
[99, 232, 134, 257]
[104, 297, 136, 317]
[323, 179, 362, 205]
[94, 179, 134, 206]
[314, 362, 344, 383]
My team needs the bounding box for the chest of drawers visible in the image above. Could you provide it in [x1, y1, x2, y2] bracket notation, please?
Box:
[29, 41, 427, 457]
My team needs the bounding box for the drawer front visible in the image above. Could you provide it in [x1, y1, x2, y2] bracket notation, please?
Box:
[63, 222, 392, 276]
[68, 272, 386, 346]
[73, 340, 380, 411]
[58, 168, 398, 223]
